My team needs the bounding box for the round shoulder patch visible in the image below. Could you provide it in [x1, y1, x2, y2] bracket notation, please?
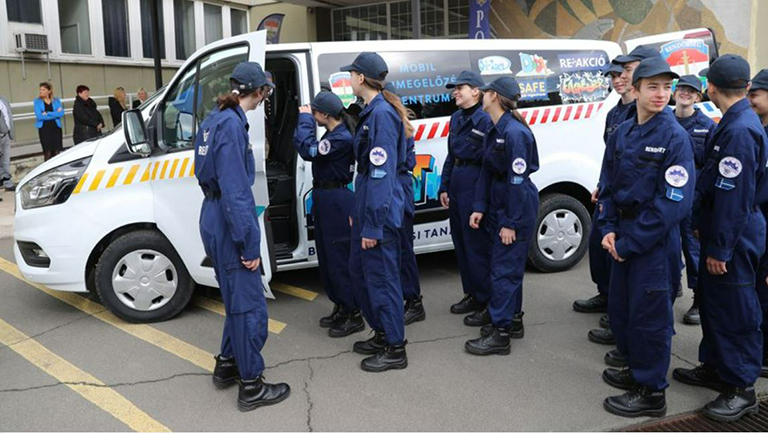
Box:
[719, 156, 742, 179]
[369, 147, 388, 166]
[318, 139, 332, 155]
[665, 165, 689, 187]
[512, 158, 527, 175]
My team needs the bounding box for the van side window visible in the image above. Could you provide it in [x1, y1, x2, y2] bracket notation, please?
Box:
[159, 44, 249, 150]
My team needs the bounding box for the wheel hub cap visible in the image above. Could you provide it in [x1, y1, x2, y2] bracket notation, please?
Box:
[537, 209, 583, 262]
[112, 249, 178, 312]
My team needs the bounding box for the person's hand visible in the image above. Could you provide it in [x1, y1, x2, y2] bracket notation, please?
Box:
[591, 188, 599, 204]
[439, 192, 450, 208]
[706, 257, 727, 276]
[97, 123, 103, 131]
[362, 237, 378, 250]
[57, 107, 63, 112]
[602, 232, 625, 263]
[469, 212, 484, 229]
[500, 227, 516, 245]
[241, 257, 261, 271]
[693, 230, 700, 240]
[299, 105, 312, 114]
[349, 216, 352, 227]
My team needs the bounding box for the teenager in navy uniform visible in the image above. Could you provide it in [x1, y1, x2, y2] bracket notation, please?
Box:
[439, 71, 498, 327]
[294, 91, 363, 337]
[672, 74, 716, 326]
[465, 76, 538, 355]
[598, 57, 694, 418]
[749, 68, 768, 378]
[194, 62, 290, 411]
[673, 55, 767, 422]
[577, 46, 660, 350]
[384, 82, 426, 326]
[341, 52, 412, 372]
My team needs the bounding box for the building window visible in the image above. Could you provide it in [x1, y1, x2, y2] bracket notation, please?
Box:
[203, 3, 223, 44]
[103, 0, 131, 57]
[7, 0, 42, 24]
[390, 1, 412, 40]
[421, 0, 445, 38]
[174, 0, 196, 60]
[447, 0, 468, 37]
[332, 2, 387, 41]
[231, 8, 247, 36]
[141, 0, 166, 59]
[59, 0, 92, 54]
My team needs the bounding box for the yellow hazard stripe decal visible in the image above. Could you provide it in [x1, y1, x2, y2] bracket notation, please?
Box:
[73, 154, 201, 195]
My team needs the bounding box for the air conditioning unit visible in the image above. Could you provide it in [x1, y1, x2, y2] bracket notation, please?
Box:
[14, 33, 50, 53]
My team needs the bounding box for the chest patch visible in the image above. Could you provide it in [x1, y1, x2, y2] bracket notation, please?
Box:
[665, 165, 689, 187]
[318, 139, 332, 155]
[496, 138, 505, 144]
[718, 156, 742, 178]
[645, 146, 666, 154]
[198, 145, 208, 156]
[471, 129, 485, 137]
[512, 158, 527, 175]
[370, 147, 388, 166]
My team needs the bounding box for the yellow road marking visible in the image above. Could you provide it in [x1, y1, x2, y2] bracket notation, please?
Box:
[73, 173, 89, 194]
[169, 159, 180, 178]
[270, 282, 318, 301]
[0, 258, 215, 372]
[124, 164, 140, 185]
[0, 318, 170, 432]
[88, 170, 106, 192]
[192, 296, 286, 334]
[106, 167, 123, 188]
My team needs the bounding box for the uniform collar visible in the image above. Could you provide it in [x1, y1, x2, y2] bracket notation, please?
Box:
[360, 93, 385, 118]
[232, 105, 247, 125]
[469, 104, 487, 125]
[492, 111, 513, 133]
[716, 98, 750, 130]
[633, 106, 673, 137]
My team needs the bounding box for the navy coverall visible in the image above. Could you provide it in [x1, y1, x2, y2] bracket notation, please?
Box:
[759, 124, 768, 366]
[599, 108, 695, 390]
[195, 106, 267, 380]
[399, 136, 422, 301]
[294, 113, 357, 312]
[473, 112, 539, 328]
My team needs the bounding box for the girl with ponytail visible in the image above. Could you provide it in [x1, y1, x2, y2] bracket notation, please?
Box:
[466, 76, 539, 356]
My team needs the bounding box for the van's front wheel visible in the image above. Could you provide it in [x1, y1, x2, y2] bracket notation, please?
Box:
[95, 230, 194, 323]
[528, 193, 591, 273]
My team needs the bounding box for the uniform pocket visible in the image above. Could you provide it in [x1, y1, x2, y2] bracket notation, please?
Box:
[223, 267, 264, 314]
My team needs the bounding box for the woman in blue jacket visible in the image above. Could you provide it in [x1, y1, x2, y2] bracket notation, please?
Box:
[34, 82, 64, 161]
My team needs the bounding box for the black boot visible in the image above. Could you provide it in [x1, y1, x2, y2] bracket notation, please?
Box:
[683, 299, 700, 325]
[704, 386, 759, 422]
[237, 376, 291, 412]
[465, 327, 511, 356]
[328, 310, 365, 338]
[404, 296, 426, 325]
[353, 331, 386, 355]
[481, 312, 524, 339]
[319, 304, 343, 328]
[451, 294, 480, 314]
[361, 343, 408, 372]
[212, 355, 239, 389]
[588, 328, 615, 345]
[599, 314, 610, 329]
[603, 386, 666, 418]
[464, 308, 491, 327]
[672, 364, 725, 392]
[604, 349, 628, 368]
[573, 293, 608, 313]
[603, 368, 636, 390]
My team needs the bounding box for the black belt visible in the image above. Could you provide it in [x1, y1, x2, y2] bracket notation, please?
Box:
[203, 190, 221, 199]
[313, 180, 347, 190]
[617, 206, 638, 220]
[455, 158, 482, 167]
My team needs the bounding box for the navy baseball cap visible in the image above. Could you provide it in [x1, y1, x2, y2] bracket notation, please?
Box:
[699, 54, 750, 89]
[479, 76, 521, 100]
[613, 45, 660, 64]
[231, 62, 274, 91]
[602, 62, 624, 77]
[632, 56, 679, 85]
[446, 70, 485, 89]
[675, 74, 702, 92]
[751, 69, 768, 92]
[310, 91, 344, 117]
[340, 52, 389, 81]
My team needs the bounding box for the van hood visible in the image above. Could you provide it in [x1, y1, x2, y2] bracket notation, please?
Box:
[18, 137, 102, 188]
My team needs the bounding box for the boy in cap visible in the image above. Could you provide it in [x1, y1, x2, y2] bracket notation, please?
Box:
[674, 55, 767, 422]
[598, 56, 694, 417]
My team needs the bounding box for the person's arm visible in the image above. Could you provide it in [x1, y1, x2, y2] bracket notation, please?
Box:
[49, 99, 65, 119]
[438, 117, 456, 195]
[499, 128, 533, 230]
[72, 102, 92, 126]
[614, 133, 696, 258]
[597, 131, 619, 237]
[215, 121, 262, 261]
[34, 100, 55, 121]
[293, 113, 320, 161]
[360, 111, 399, 240]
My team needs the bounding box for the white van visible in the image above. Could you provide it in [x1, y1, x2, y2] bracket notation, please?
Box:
[13, 29, 722, 322]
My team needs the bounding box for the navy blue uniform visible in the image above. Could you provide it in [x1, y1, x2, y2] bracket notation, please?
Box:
[473, 112, 539, 327]
[440, 104, 493, 305]
[590, 100, 637, 296]
[294, 113, 357, 312]
[349, 93, 407, 346]
[399, 136, 421, 301]
[675, 108, 715, 293]
[759, 123, 768, 366]
[599, 108, 695, 390]
[696, 99, 767, 387]
[195, 106, 267, 381]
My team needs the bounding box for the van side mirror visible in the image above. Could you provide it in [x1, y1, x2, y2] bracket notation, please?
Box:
[122, 109, 152, 157]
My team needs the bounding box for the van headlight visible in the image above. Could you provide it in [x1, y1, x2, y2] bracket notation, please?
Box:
[20, 157, 92, 210]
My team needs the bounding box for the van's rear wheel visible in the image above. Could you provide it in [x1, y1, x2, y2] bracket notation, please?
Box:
[95, 230, 194, 323]
[528, 193, 591, 273]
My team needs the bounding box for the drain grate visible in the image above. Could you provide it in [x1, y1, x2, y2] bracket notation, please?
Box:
[624, 398, 768, 432]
